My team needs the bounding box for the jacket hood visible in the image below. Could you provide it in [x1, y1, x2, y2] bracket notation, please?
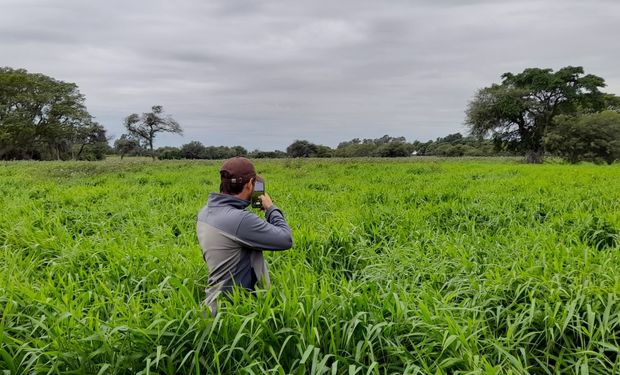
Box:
[208, 192, 250, 209]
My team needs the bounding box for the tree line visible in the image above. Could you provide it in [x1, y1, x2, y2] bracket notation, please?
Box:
[2, 66, 619, 164]
[112, 133, 507, 160]
[0, 67, 107, 160]
[108, 131, 555, 160]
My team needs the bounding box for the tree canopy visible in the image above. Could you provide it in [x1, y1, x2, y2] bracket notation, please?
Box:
[287, 140, 321, 158]
[465, 66, 607, 163]
[0, 67, 106, 160]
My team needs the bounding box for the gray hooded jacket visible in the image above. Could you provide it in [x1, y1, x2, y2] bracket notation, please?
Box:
[196, 193, 293, 311]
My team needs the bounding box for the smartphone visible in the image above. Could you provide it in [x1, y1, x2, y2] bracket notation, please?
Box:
[251, 178, 264, 208]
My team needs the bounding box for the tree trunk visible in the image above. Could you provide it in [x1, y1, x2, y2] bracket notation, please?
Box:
[150, 140, 155, 161]
[76, 144, 86, 160]
[569, 153, 579, 164]
[526, 149, 544, 164]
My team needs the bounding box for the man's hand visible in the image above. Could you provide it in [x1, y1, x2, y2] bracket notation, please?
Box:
[259, 193, 273, 211]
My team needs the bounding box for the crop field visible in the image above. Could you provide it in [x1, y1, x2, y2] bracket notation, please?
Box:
[0, 158, 619, 374]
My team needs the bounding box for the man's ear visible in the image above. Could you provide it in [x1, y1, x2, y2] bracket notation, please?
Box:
[246, 178, 255, 191]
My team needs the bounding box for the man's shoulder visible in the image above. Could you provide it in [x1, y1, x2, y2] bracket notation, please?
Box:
[198, 202, 256, 236]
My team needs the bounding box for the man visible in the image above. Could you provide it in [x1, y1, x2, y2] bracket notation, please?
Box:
[196, 157, 293, 316]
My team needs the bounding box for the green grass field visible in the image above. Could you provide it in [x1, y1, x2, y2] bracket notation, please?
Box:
[1, 158, 619, 374]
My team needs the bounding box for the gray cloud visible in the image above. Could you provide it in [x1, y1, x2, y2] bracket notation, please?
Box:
[1, 0, 619, 150]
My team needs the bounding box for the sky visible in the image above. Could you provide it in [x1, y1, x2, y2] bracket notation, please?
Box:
[1, 0, 619, 150]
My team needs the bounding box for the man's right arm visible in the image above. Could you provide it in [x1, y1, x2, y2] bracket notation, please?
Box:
[235, 207, 293, 250]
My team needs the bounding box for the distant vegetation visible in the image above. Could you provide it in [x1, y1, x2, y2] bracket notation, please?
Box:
[2, 66, 619, 163]
[114, 133, 511, 160]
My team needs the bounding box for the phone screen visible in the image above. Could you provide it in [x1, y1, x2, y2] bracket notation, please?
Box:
[252, 179, 265, 208]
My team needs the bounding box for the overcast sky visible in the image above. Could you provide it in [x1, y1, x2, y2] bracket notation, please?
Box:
[1, 0, 619, 150]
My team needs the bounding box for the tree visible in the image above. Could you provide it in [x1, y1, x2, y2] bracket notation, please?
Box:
[124, 105, 182, 160]
[0, 67, 95, 160]
[248, 149, 287, 158]
[466, 66, 607, 163]
[373, 135, 406, 145]
[315, 145, 333, 158]
[437, 133, 464, 144]
[180, 141, 206, 159]
[157, 146, 182, 160]
[287, 140, 319, 157]
[334, 141, 375, 157]
[335, 135, 409, 157]
[229, 146, 248, 157]
[374, 141, 413, 157]
[545, 111, 620, 164]
[603, 94, 620, 112]
[114, 134, 141, 160]
[201, 145, 245, 159]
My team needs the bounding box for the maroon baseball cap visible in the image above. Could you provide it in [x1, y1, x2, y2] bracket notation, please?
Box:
[220, 157, 257, 184]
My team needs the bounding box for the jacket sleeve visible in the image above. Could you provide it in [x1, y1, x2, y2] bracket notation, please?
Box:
[235, 206, 293, 250]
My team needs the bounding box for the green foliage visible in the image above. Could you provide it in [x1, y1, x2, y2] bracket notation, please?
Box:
[314, 144, 334, 158]
[545, 111, 620, 164]
[203, 145, 247, 160]
[466, 66, 608, 163]
[248, 149, 287, 159]
[335, 135, 409, 157]
[1, 159, 619, 373]
[287, 140, 333, 158]
[413, 133, 500, 157]
[175, 143, 247, 160]
[157, 146, 183, 160]
[154, 143, 249, 160]
[72, 121, 109, 160]
[603, 93, 620, 111]
[373, 141, 412, 157]
[332, 134, 498, 158]
[0, 67, 104, 160]
[180, 141, 206, 159]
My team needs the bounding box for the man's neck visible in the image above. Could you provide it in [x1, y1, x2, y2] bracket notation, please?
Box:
[234, 193, 250, 201]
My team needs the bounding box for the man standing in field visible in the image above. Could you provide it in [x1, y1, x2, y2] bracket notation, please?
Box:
[196, 157, 293, 316]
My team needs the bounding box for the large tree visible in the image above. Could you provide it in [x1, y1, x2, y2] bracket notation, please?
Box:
[465, 66, 607, 163]
[124, 105, 182, 160]
[0, 67, 97, 160]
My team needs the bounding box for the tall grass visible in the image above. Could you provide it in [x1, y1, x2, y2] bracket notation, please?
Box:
[0, 158, 619, 374]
